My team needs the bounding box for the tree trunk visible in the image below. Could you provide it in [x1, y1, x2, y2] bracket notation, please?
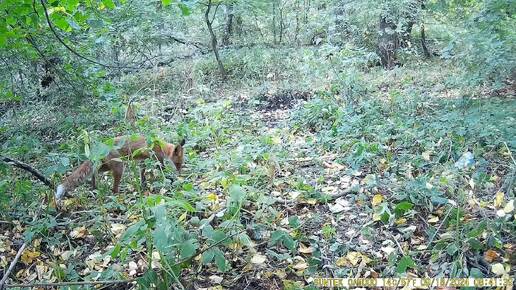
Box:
[272, 0, 277, 44]
[222, 4, 234, 46]
[278, 0, 284, 44]
[377, 15, 399, 69]
[205, 0, 226, 78]
[420, 23, 431, 58]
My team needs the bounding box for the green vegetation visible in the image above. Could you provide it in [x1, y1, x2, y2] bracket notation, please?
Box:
[0, 0, 514, 289]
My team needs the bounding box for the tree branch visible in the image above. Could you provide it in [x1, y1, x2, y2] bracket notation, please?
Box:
[1, 156, 54, 188]
[39, 0, 140, 70]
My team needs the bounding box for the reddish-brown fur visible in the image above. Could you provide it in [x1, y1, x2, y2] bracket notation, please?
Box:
[55, 135, 184, 199]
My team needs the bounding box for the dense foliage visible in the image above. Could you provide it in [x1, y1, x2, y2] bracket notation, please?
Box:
[1, 0, 514, 289]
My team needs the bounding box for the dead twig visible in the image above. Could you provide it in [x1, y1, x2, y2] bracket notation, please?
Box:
[0, 243, 27, 290]
[1, 156, 54, 188]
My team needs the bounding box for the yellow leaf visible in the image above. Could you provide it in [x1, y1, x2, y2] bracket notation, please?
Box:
[346, 252, 361, 266]
[335, 256, 348, 267]
[206, 193, 218, 202]
[395, 217, 407, 225]
[494, 191, 504, 208]
[372, 194, 384, 206]
[21, 250, 40, 264]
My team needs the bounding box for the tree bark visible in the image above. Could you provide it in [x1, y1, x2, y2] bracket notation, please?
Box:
[205, 0, 226, 79]
[377, 15, 399, 69]
[222, 4, 234, 46]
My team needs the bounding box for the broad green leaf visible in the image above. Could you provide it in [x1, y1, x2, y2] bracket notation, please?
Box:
[102, 0, 115, 9]
[213, 248, 228, 272]
[162, 0, 173, 6]
[201, 248, 215, 264]
[179, 239, 198, 259]
[394, 201, 413, 217]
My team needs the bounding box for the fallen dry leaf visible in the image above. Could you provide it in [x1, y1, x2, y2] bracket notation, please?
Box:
[251, 253, 267, 264]
[70, 226, 88, 239]
[484, 249, 499, 262]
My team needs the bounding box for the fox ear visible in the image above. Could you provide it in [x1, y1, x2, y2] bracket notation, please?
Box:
[179, 139, 185, 146]
[174, 140, 185, 155]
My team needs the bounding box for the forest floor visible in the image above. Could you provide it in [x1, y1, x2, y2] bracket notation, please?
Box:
[1, 52, 515, 289]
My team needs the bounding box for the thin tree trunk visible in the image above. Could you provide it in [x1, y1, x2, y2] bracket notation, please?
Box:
[272, 0, 277, 44]
[294, 0, 300, 44]
[222, 4, 234, 46]
[420, 23, 431, 58]
[205, 0, 226, 78]
[278, 0, 284, 44]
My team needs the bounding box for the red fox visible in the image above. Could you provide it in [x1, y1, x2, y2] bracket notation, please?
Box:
[55, 135, 185, 200]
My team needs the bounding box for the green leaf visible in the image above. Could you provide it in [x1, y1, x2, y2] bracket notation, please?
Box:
[396, 256, 415, 273]
[102, 0, 115, 9]
[201, 248, 215, 264]
[6, 16, 16, 26]
[213, 248, 228, 272]
[110, 244, 122, 258]
[178, 3, 191, 16]
[165, 198, 195, 212]
[64, 0, 80, 11]
[51, 13, 70, 31]
[288, 216, 301, 228]
[179, 239, 198, 259]
[120, 220, 146, 242]
[162, 0, 173, 6]
[394, 201, 413, 217]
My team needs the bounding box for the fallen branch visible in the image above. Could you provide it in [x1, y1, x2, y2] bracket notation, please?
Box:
[0, 243, 26, 290]
[0, 156, 54, 188]
[0, 203, 47, 290]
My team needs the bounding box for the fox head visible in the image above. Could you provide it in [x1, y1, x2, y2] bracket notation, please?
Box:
[166, 139, 185, 172]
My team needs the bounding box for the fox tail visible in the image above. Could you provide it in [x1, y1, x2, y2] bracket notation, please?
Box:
[55, 160, 94, 200]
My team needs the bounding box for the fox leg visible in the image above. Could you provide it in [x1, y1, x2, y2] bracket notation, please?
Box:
[90, 173, 96, 189]
[111, 161, 124, 194]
